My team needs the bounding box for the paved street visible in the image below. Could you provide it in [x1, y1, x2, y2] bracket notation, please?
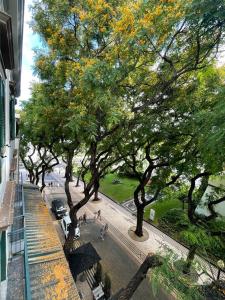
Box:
[79, 221, 171, 300]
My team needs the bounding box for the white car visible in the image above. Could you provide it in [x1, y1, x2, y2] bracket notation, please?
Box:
[60, 214, 80, 239]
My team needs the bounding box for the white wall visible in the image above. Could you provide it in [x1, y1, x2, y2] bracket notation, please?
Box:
[196, 185, 225, 217]
[0, 69, 15, 204]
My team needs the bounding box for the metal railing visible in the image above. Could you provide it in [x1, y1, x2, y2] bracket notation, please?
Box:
[21, 173, 32, 300]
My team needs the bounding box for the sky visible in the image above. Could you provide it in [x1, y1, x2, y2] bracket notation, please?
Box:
[18, 0, 39, 105]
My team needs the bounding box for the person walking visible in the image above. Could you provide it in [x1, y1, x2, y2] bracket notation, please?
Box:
[78, 216, 83, 226]
[83, 212, 87, 224]
[97, 210, 101, 220]
[100, 223, 108, 240]
[104, 223, 108, 233]
[100, 226, 105, 240]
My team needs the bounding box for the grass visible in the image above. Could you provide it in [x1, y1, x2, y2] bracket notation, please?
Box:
[99, 173, 138, 203]
[209, 174, 225, 189]
[144, 198, 185, 225]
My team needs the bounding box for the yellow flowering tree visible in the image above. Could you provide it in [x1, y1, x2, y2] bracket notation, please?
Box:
[30, 0, 225, 244]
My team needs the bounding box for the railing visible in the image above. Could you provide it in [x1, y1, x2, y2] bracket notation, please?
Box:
[21, 173, 32, 300]
[9, 183, 24, 255]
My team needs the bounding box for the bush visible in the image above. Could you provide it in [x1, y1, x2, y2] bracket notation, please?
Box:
[103, 273, 111, 299]
[94, 262, 102, 287]
[117, 164, 139, 179]
[158, 208, 190, 234]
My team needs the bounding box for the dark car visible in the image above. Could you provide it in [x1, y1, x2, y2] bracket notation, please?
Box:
[51, 199, 67, 219]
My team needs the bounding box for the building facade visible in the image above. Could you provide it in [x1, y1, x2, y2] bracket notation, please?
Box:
[0, 1, 24, 298]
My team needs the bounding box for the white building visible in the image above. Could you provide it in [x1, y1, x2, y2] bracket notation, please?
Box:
[196, 176, 225, 217]
[0, 1, 24, 299]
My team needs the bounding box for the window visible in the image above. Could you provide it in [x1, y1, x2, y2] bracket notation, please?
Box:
[0, 78, 5, 148]
[10, 95, 15, 140]
[0, 231, 6, 281]
[0, 158, 1, 184]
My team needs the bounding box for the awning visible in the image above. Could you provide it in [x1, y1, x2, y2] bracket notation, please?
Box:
[68, 242, 101, 277]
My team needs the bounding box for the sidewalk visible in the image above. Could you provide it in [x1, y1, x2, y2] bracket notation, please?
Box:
[50, 172, 221, 284]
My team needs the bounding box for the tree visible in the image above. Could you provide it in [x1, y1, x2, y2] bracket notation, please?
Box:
[117, 94, 198, 236]
[110, 254, 162, 300]
[30, 0, 225, 244]
[117, 64, 225, 238]
[20, 97, 60, 191]
[181, 225, 215, 274]
[31, 0, 130, 232]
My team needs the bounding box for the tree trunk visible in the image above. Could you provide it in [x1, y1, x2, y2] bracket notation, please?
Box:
[35, 173, 39, 185]
[188, 205, 197, 224]
[29, 170, 35, 184]
[183, 246, 197, 274]
[75, 173, 80, 187]
[93, 181, 100, 201]
[110, 254, 162, 300]
[40, 165, 46, 192]
[65, 151, 74, 209]
[63, 224, 76, 255]
[93, 189, 99, 201]
[135, 205, 144, 237]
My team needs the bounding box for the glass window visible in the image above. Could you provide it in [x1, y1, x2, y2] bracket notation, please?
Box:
[0, 79, 5, 148]
[0, 231, 6, 281]
[10, 95, 15, 140]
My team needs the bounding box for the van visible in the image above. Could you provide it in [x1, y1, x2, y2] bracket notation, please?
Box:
[60, 214, 80, 239]
[51, 199, 67, 219]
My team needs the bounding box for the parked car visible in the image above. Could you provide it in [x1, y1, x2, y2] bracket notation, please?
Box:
[60, 214, 80, 240]
[51, 199, 67, 219]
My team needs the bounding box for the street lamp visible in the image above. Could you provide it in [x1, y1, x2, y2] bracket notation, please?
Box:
[217, 259, 224, 280]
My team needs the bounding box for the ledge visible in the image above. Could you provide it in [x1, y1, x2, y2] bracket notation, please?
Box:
[10, 157, 17, 172]
[0, 181, 16, 229]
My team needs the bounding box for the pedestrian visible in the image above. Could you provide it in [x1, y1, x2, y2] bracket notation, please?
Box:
[97, 210, 101, 220]
[78, 216, 83, 226]
[100, 226, 104, 240]
[104, 223, 108, 233]
[83, 212, 87, 224]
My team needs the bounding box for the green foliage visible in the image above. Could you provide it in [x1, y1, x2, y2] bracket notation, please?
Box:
[158, 208, 189, 232]
[151, 251, 204, 300]
[144, 185, 189, 225]
[145, 201, 186, 226]
[94, 262, 103, 286]
[103, 273, 111, 299]
[158, 208, 225, 263]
